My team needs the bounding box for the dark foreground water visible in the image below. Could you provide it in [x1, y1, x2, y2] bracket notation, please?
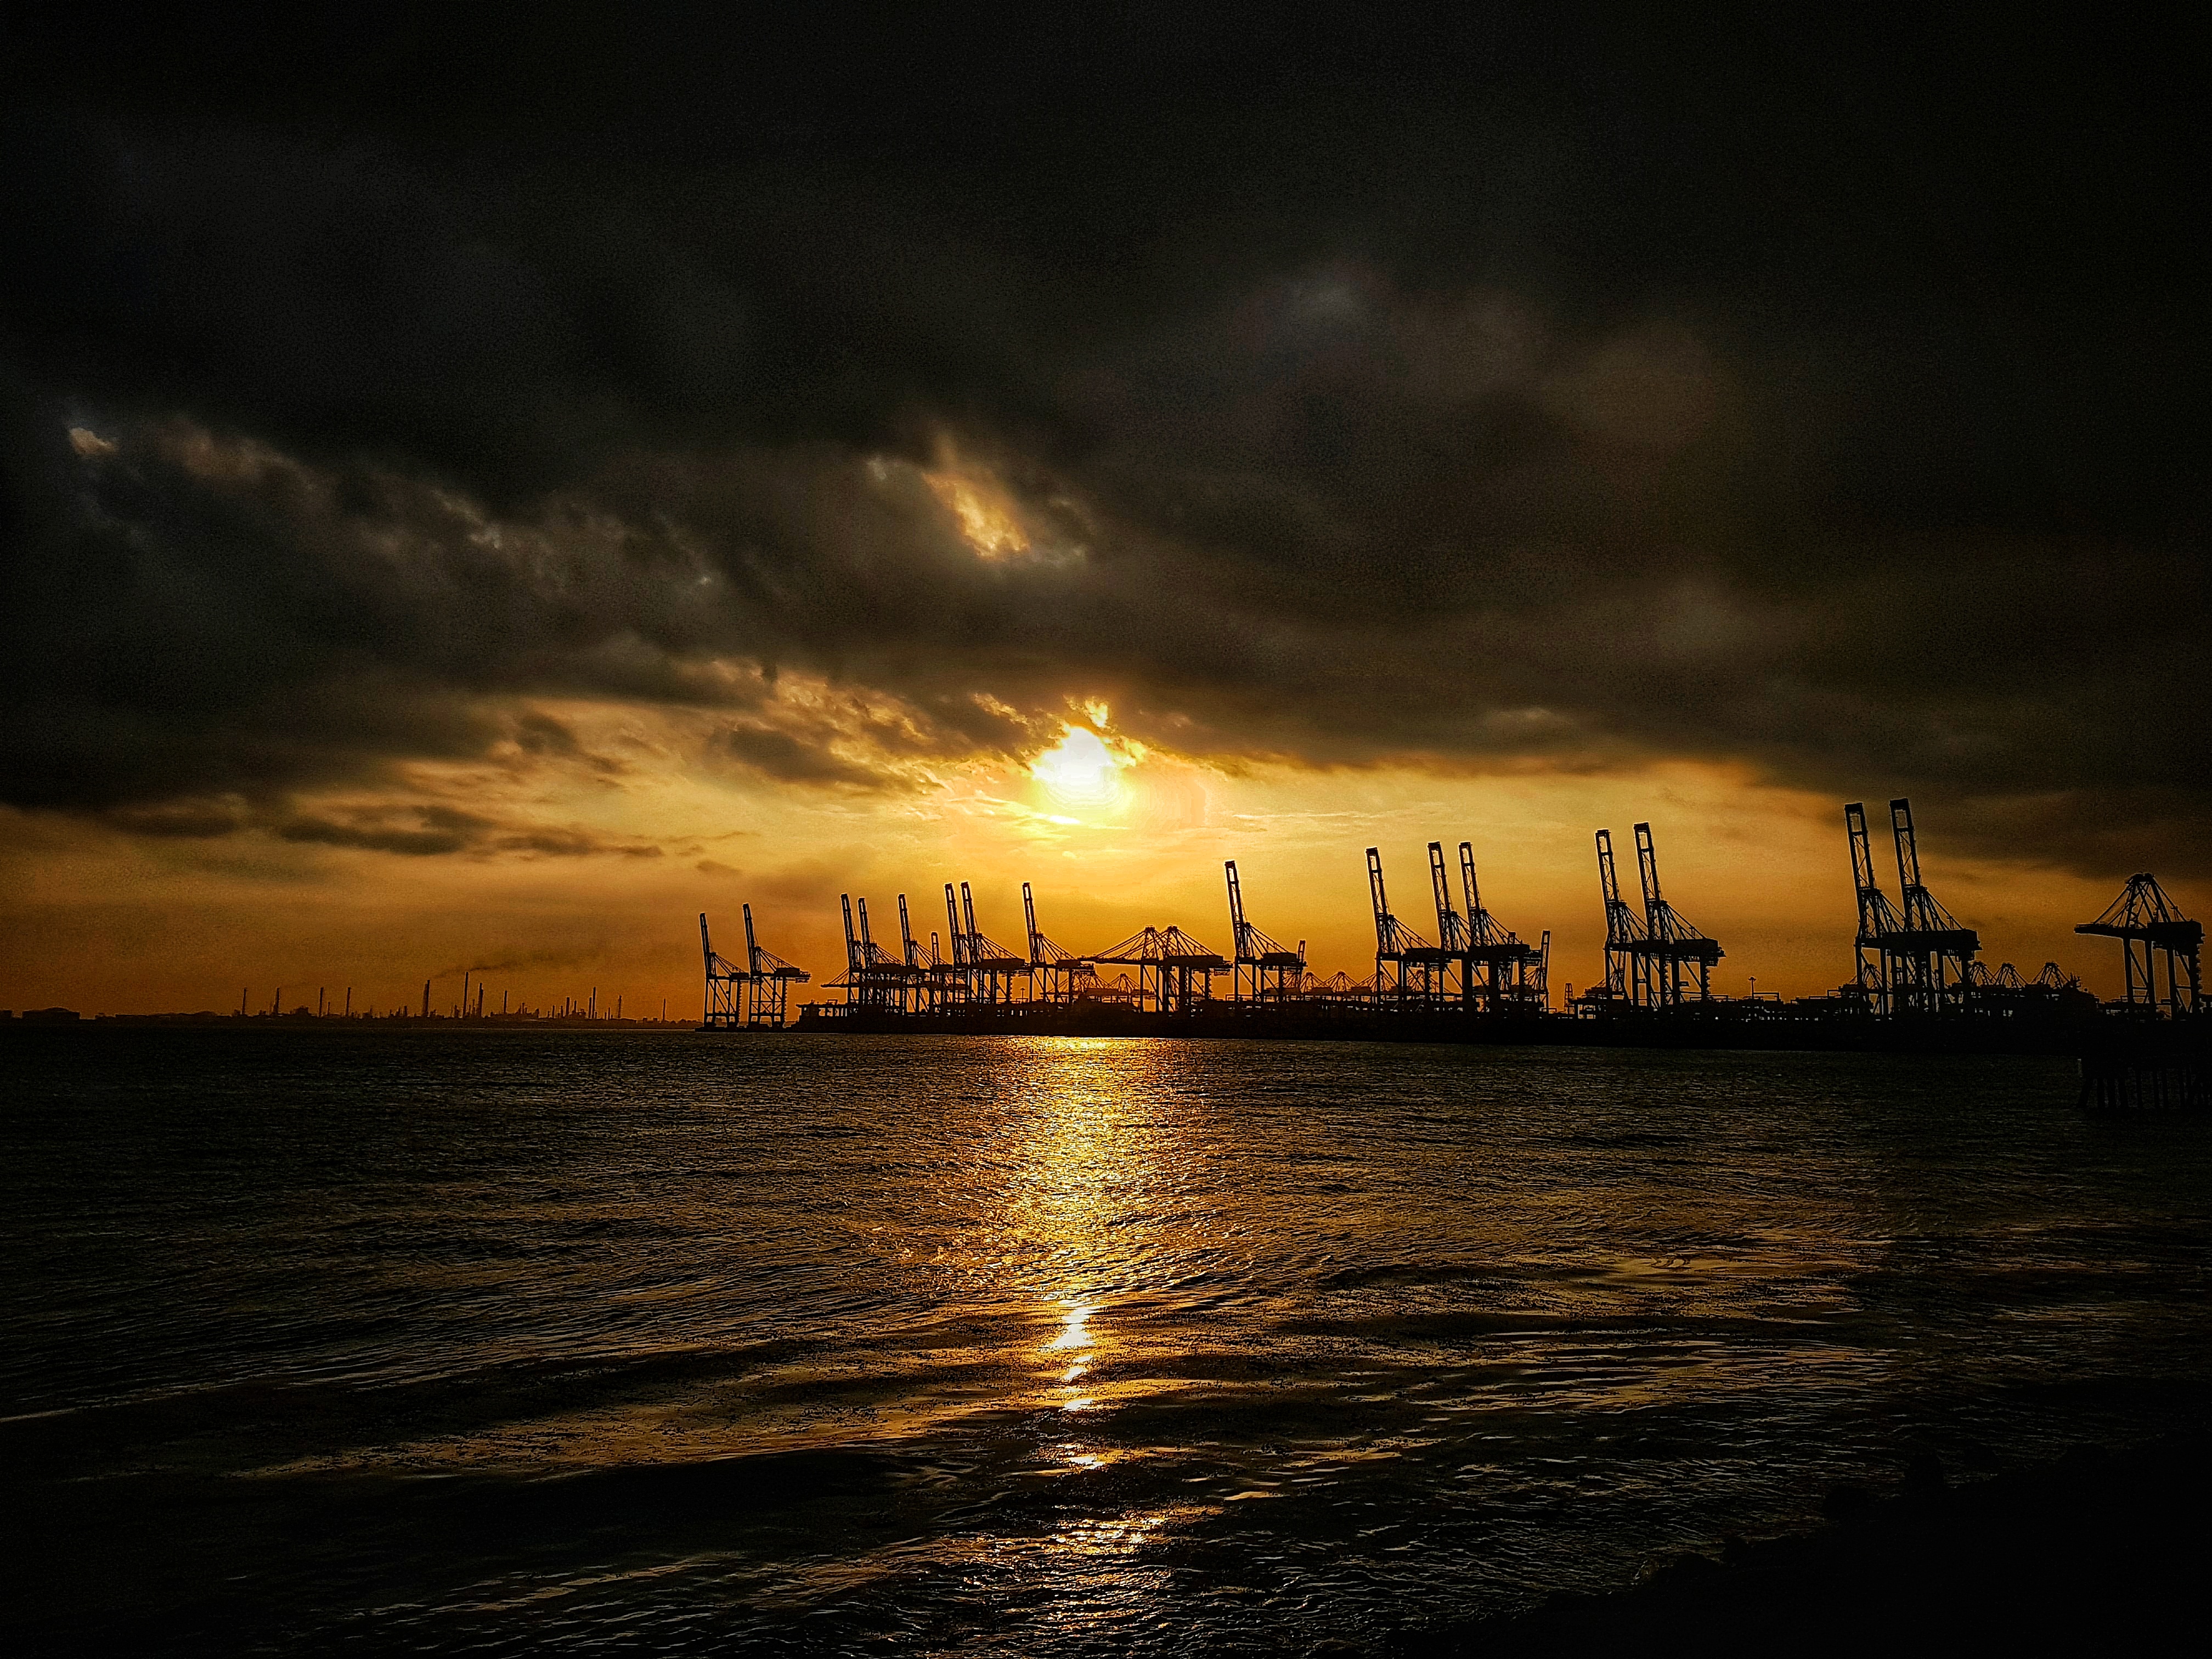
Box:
[5, 1029, 2210, 1655]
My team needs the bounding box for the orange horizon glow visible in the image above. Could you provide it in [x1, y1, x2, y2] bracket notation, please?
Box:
[2, 709, 2194, 1018]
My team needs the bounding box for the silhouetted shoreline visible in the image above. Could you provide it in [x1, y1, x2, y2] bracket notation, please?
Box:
[1, 1013, 694, 1030]
[1392, 1435, 2212, 1655]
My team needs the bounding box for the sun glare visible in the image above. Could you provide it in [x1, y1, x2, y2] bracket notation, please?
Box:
[1030, 727, 1122, 810]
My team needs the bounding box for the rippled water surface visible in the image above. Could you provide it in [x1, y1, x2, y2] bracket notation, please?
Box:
[7, 1028, 2211, 1654]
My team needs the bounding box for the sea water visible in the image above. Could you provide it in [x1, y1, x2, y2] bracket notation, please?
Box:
[6, 1029, 2210, 1653]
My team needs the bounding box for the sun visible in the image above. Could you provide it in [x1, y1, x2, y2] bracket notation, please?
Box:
[1030, 726, 1123, 810]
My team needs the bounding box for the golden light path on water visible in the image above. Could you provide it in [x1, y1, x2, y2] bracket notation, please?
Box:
[1001, 1040, 1189, 1618]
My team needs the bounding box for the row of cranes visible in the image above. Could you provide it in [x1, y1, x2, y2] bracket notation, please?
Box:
[825, 872, 1260, 1017]
[1567, 799, 2201, 1020]
[1364, 842, 1549, 1011]
[1578, 822, 1723, 1012]
[712, 838, 1548, 1022]
[1847, 799, 1984, 1015]
[700, 800, 2200, 1028]
[1842, 799, 2202, 1019]
[699, 907, 810, 1029]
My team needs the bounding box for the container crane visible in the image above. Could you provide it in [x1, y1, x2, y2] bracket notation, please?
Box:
[1883, 799, 1979, 1015]
[2077, 874, 2200, 1015]
[1367, 847, 1438, 1005]
[1226, 861, 1306, 1003]
[1634, 822, 1723, 1007]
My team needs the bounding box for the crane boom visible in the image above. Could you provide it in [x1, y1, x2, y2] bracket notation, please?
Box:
[1634, 822, 1664, 929]
[1596, 830, 1625, 917]
[1367, 847, 1392, 952]
[1846, 802, 1883, 931]
[1428, 841, 1458, 945]
[1891, 798, 1925, 896]
[944, 883, 966, 968]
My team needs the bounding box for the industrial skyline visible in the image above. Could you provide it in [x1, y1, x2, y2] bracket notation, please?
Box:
[8, 774, 2203, 1019]
[692, 797, 2193, 1030]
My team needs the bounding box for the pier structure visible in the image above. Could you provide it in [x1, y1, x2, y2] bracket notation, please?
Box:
[2077, 875, 2202, 1015]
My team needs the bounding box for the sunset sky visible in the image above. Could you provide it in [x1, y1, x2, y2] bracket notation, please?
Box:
[3, 7, 2203, 1015]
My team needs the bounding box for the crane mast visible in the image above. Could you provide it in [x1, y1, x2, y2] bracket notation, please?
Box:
[1595, 830, 1644, 1006]
[897, 894, 921, 1011]
[1845, 803, 1904, 1011]
[1458, 843, 1483, 937]
[839, 893, 861, 1004]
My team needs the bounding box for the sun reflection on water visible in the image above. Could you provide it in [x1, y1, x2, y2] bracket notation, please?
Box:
[997, 1043, 1195, 1466]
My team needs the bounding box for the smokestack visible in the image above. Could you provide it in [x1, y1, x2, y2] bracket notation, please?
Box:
[422, 980, 430, 1018]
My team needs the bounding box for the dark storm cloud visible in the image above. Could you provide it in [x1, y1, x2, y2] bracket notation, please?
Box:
[714, 723, 888, 791]
[1, 7, 2204, 872]
[276, 802, 661, 859]
[277, 804, 493, 857]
